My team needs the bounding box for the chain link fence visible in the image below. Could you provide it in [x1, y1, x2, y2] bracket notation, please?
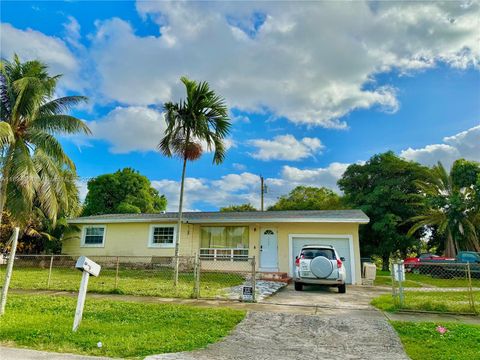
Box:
[392, 260, 479, 314]
[0, 254, 257, 301]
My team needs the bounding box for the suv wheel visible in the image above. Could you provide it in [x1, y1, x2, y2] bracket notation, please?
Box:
[338, 284, 346, 293]
[294, 282, 303, 291]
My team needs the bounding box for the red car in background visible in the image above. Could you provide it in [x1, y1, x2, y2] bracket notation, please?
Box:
[404, 253, 453, 273]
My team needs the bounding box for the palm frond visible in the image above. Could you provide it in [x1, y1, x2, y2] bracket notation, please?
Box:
[0, 121, 14, 147]
[26, 129, 75, 169]
[38, 96, 88, 115]
[32, 114, 91, 135]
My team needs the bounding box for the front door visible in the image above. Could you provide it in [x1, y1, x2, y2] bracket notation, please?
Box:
[260, 228, 278, 270]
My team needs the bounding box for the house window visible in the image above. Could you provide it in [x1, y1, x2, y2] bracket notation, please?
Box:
[200, 226, 249, 260]
[149, 225, 176, 248]
[82, 226, 106, 247]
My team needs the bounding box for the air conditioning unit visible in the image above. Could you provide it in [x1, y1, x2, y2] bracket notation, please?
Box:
[362, 262, 377, 285]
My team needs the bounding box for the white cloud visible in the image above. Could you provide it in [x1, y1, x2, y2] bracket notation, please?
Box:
[0, 23, 82, 91]
[72, 106, 236, 155]
[400, 125, 480, 167]
[109, 124, 478, 211]
[281, 163, 350, 192]
[232, 163, 247, 171]
[400, 144, 460, 168]
[83, 1, 479, 128]
[443, 125, 480, 161]
[249, 134, 324, 161]
[231, 115, 251, 124]
[87, 106, 167, 154]
[77, 179, 88, 202]
[152, 162, 349, 211]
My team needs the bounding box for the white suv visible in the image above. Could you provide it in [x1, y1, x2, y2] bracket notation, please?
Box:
[293, 245, 347, 293]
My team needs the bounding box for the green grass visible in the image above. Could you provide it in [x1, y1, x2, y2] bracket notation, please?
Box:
[0, 266, 245, 299]
[375, 269, 480, 288]
[391, 321, 480, 360]
[0, 294, 245, 358]
[371, 291, 480, 313]
[374, 275, 422, 288]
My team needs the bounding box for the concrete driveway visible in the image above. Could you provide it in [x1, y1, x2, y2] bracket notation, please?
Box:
[149, 285, 409, 360]
[149, 312, 407, 360]
[263, 283, 388, 310]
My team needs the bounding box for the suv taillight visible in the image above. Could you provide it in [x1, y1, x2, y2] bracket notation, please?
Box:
[337, 259, 342, 268]
[295, 255, 303, 267]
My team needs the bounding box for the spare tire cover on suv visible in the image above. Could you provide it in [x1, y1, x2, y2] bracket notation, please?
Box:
[310, 256, 333, 278]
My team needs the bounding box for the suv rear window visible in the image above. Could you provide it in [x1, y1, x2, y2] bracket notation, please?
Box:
[301, 248, 335, 260]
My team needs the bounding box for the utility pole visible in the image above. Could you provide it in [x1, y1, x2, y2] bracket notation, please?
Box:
[260, 176, 267, 211]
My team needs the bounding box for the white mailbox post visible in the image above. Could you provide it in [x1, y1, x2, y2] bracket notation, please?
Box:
[393, 261, 405, 306]
[73, 256, 101, 332]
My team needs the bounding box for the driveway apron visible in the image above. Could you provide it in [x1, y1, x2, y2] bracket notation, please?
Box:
[148, 285, 409, 360]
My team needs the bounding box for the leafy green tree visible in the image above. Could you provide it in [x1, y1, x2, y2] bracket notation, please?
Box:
[338, 152, 430, 270]
[268, 186, 344, 211]
[0, 55, 90, 226]
[159, 76, 230, 284]
[220, 203, 257, 212]
[82, 168, 167, 215]
[451, 159, 480, 189]
[408, 160, 480, 257]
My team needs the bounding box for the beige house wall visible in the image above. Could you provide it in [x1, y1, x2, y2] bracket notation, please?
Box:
[63, 221, 361, 284]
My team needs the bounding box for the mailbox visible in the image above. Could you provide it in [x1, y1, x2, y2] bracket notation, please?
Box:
[75, 256, 101, 277]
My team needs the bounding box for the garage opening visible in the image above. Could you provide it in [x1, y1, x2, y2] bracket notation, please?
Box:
[290, 236, 354, 284]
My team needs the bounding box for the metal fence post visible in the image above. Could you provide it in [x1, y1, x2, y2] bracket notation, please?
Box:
[194, 254, 201, 299]
[114, 256, 120, 289]
[466, 262, 476, 314]
[397, 261, 404, 308]
[251, 256, 256, 303]
[47, 255, 54, 288]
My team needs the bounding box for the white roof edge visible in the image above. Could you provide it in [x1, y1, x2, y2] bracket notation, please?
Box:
[67, 217, 369, 224]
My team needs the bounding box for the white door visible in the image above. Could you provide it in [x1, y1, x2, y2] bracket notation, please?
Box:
[291, 237, 354, 284]
[260, 228, 278, 270]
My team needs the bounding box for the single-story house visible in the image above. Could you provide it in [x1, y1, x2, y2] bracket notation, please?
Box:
[65, 210, 369, 284]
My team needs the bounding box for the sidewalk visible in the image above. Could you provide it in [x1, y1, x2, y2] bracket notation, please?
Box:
[10, 288, 480, 322]
[0, 347, 113, 360]
[384, 311, 480, 324]
[10, 288, 322, 314]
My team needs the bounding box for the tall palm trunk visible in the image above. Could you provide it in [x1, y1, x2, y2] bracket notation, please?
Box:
[445, 231, 456, 258]
[0, 147, 13, 226]
[174, 155, 188, 286]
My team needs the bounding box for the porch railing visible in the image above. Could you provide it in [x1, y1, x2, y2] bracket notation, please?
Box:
[199, 248, 248, 261]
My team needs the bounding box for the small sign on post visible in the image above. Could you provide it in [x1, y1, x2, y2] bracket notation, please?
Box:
[72, 256, 101, 332]
[242, 285, 254, 302]
[393, 262, 405, 282]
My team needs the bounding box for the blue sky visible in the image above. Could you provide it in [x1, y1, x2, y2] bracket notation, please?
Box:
[1, 1, 479, 210]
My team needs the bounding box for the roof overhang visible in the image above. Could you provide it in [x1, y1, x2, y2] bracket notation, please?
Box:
[67, 217, 369, 225]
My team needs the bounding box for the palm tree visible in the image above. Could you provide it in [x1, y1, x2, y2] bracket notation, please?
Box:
[0, 55, 90, 226]
[159, 76, 230, 284]
[408, 162, 479, 257]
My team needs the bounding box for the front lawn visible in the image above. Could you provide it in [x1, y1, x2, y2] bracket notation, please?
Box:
[0, 295, 245, 358]
[371, 291, 480, 313]
[391, 321, 480, 360]
[0, 266, 245, 299]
